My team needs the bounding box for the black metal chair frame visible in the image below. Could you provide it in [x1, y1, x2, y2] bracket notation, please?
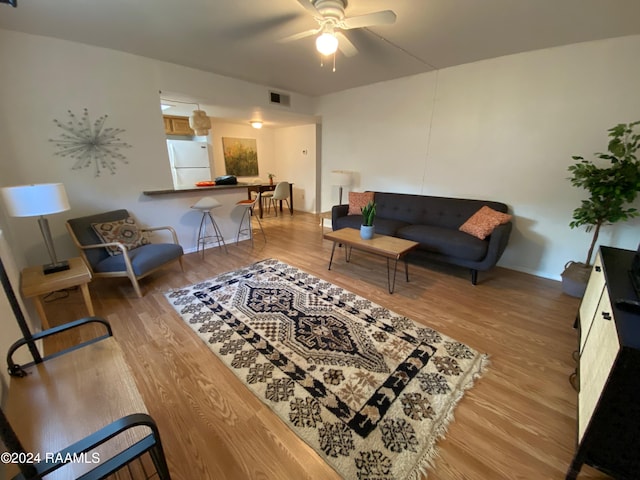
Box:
[2, 318, 172, 480]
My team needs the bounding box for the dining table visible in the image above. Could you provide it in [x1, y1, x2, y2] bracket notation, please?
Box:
[246, 183, 294, 218]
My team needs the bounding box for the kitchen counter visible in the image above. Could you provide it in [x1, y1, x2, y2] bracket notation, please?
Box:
[136, 186, 250, 254]
[143, 183, 251, 196]
[143, 182, 293, 219]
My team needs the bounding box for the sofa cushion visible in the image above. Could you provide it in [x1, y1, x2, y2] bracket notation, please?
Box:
[396, 225, 488, 261]
[333, 215, 410, 236]
[348, 191, 374, 215]
[459, 206, 512, 240]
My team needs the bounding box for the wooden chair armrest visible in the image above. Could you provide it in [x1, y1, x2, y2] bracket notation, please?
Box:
[77, 241, 128, 254]
[7, 317, 113, 377]
[141, 226, 180, 244]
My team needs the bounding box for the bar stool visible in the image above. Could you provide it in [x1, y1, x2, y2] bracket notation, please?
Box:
[235, 196, 266, 246]
[250, 178, 270, 213]
[191, 197, 227, 257]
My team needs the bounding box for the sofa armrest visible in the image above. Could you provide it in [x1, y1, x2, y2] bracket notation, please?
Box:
[331, 204, 349, 226]
[481, 222, 513, 269]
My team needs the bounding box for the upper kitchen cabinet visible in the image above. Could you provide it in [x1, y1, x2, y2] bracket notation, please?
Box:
[163, 115, 194, 136]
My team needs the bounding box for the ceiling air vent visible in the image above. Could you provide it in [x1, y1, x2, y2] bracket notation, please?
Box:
[269, 91, 291, 107]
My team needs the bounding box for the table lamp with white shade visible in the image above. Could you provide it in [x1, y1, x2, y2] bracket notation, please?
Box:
[331, 170, 352, 205]
[1, 183, 71, 274]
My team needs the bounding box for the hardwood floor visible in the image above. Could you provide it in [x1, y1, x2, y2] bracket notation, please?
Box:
[36, 211, 611, 480]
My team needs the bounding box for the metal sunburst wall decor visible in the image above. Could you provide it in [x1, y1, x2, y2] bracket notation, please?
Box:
[50, 108, 132, 176]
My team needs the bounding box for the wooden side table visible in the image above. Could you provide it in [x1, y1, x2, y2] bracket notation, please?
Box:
[20, 257, 94, 329]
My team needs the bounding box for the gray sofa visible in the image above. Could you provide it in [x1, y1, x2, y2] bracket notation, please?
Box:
[331, 191, 512, 284]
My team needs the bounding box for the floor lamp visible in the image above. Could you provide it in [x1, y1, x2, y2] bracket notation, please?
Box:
[1, 183, 71, 274]
[331, 170, 352, 205]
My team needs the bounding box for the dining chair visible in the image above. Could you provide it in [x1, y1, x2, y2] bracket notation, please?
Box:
[268, 181, 291, 216]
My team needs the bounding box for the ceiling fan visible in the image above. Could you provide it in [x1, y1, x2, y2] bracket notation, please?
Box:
[280, 0, 397, 57]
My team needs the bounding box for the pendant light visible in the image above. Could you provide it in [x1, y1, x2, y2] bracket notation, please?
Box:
[189, 106, 211, 136]
[160, 93, 212, 136]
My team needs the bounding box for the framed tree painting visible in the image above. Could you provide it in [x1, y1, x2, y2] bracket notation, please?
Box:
[222, 137, 258, 176]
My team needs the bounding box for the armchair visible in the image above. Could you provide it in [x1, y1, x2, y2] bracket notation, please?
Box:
[66, 209, 184, 297]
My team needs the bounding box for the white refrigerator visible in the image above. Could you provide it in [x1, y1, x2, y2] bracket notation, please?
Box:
[167, 139, 212, 189]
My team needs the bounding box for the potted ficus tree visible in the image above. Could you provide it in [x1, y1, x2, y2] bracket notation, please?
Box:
[360, 200, 376, 240]
[562, 121, 640, 297]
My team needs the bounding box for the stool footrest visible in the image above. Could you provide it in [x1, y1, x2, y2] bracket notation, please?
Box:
[195, 210, 227, 256]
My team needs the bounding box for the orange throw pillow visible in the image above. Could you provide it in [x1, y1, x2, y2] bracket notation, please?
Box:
[459, 206, 512, 240]
[348, 192, 374, 215]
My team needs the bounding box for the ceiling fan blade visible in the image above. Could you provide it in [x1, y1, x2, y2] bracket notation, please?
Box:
[342, 10, 397, 29]
[220, 13, 300, 40]
[278, 28, 320, 43]
[295, 0, 321, 16]
[336, 31, 358, 57]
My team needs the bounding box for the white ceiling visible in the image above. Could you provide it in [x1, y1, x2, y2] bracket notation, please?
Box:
[2, 0, 639, 124]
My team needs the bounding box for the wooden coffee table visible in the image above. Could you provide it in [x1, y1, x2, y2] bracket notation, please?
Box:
[323, 228, 419, 293]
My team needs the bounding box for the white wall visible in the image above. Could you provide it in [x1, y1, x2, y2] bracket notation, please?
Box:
[0, 29, 317, 265]
[0, 229, 37, 406]
[0, 29, 178, 262]
[319, 73, 437, 200]
[274, 125, 318, 212]
[318, 35, 640, 280]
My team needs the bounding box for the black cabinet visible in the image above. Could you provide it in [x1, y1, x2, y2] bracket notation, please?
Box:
[567, 246, 640, 479]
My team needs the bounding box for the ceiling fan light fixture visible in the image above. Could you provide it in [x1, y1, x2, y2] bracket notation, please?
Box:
[316, 32, 338, 56]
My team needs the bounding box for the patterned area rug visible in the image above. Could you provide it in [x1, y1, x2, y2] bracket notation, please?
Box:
[165, 259, 488, 480]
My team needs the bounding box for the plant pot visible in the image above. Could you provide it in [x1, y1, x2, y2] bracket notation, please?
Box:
[269, 178, 274, 186]
[561, 261, 592, 298]
[360, 225, 374, 240]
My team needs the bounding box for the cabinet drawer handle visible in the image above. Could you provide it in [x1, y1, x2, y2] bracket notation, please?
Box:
[595, 266, 602, 272]
[602, 311, 612, 320]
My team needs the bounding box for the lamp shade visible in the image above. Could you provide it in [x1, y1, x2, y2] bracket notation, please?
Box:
[1, 183, 70, 217]
[331, 170, 352, 187]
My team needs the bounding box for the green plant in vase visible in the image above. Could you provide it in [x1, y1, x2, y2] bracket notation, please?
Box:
[360, 200, 376, 239]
